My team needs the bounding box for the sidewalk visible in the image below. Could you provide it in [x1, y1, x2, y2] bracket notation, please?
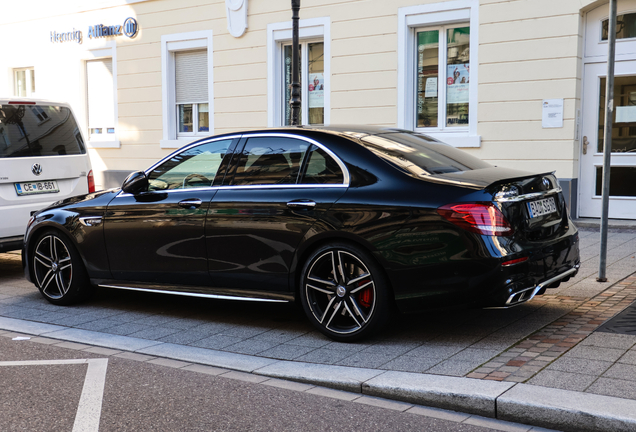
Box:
[1, 226, 636, 431]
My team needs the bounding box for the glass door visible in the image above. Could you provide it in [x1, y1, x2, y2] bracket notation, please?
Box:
[580, 62, 636, 219]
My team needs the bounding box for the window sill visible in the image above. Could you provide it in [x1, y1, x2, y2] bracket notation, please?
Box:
[420, 132, 481, 148]
[88, 139, 120, 149]
[160, 138, 198, 149]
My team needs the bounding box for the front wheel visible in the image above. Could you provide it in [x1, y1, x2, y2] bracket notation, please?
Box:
[300, 243, 391, 342]
[32, 230, 93, 305]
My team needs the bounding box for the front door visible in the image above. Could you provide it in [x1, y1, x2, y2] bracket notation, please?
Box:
[580, 61, 636, 219]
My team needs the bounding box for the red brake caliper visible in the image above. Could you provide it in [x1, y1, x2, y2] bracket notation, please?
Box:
[357, 279, 373, 308]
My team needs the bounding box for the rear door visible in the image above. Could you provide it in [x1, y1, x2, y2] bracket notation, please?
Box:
[205, 134, 348, 292]
[103, 137, 236, 286]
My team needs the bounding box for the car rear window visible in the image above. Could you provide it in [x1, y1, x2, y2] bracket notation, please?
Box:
[359, 132, 491, 176]
[0, 104, 86, 158]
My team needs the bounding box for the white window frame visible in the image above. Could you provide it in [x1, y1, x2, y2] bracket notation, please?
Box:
[267, 17, 331, 127]
[161, 30, 214, 149]
[79, 45, 120, 149]
[13, 67, 36, 98]
[398, 1, 480, 148]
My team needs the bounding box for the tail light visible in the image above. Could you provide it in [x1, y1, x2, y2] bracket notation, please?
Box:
[437, 203, 513, 236]
[87, 170, 95, 193]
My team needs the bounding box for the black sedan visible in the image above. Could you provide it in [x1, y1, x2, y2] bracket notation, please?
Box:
[22, 126, 580, 341]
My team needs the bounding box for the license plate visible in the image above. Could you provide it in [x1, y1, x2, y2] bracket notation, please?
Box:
[15, 180, 60, 196]
[527, 197, 557, 218]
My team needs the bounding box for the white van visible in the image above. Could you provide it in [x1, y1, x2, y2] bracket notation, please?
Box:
[0, 99, 93, 252]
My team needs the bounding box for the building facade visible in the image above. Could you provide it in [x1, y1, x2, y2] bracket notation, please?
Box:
[1, 0, 635, 219]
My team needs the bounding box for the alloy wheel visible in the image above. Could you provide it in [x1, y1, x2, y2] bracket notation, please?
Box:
[33, 234, 73, 300]
[304, 249, 376, 335]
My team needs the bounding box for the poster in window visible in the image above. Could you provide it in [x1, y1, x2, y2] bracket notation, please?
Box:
[308, 73, 324, 109]
[446, 63, 469, 104]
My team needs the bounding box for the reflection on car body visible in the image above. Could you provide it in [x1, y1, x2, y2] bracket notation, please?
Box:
[23, 126, 580, 341]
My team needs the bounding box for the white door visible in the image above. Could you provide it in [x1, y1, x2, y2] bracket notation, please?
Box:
[580, 61, 636, 219]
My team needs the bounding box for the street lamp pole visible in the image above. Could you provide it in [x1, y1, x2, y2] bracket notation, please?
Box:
[290, 0, 301, 126]
[598, 0, 617, 282]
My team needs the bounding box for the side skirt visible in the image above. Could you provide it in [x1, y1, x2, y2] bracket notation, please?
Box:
[91, 279, 294, 303]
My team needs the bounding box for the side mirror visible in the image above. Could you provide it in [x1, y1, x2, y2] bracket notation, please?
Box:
[121, 171, 149, 195]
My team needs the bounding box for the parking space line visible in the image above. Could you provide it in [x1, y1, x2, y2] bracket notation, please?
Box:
[0, 358, 109, 432]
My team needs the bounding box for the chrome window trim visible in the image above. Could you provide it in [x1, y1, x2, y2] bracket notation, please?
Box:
[494, 186, 562, 203]
[144, 134, 242, 175]
[236, 132, 350, 186]
[117, 132, 350, 198]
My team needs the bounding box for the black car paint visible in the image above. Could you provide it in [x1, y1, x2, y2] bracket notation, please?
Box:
[23, 127, 579, 314]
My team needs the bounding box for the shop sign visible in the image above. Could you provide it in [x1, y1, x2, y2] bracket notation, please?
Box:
[49, 17, 139, 45]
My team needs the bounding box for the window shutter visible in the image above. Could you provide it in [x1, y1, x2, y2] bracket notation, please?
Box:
[86, 59, 115, 129]
[175, 50, 208, 104]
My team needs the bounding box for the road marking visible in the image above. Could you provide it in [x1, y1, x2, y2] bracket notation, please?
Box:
[0, 358, 108, 432]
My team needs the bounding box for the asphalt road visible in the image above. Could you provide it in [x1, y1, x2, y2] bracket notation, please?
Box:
[0, 336, 508, 432]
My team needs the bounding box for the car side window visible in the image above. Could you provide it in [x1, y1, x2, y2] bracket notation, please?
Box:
[300, 145, 344, 184]
[147, 139, 232, 191]
[232, 137, 309, 186]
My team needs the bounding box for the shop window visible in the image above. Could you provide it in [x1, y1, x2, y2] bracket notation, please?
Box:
[398, 3, 480, 148]
[415, 26, 470, 129]
[268, 18, 330, 127]
[14, 68, 35, 97]
[86, 58, 116, 140]
[281, 42, 325, 125]
[161, 30, 214, 148]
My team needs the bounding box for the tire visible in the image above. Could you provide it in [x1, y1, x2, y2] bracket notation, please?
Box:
[32, 229, 93, 305]
[299, 242, 391, 342]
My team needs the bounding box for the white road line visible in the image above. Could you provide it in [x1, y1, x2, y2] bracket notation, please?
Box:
[0, 358, 109, 432]
[73, 358, 109, 432]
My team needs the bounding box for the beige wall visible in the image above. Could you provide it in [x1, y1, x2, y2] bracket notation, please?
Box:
[1, 0, 603, 186]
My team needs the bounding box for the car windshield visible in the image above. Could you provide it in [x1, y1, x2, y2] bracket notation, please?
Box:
[0, 104, 86, 158]
[359, 132, 491, 176]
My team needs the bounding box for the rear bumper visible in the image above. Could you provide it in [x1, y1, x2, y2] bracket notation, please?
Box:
[486, 264, 579, 309]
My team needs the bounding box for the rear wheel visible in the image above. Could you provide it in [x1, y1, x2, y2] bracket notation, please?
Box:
[300, 243, 390, 342]
[32, 230, 92, 305]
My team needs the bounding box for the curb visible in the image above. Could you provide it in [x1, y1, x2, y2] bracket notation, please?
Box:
[2, 316, 636, 431]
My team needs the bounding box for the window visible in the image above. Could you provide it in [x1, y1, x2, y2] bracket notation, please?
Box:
[86, 58, 116, 139]
[602, 13, 636, 41]
[416, 26, 470, 129]
[30, 106, 49, 124]
[175, 50, 209, 136]
[148, 139, 232, 191]
[0, 104, 86, 158]
[14, 68, 35, 97]
[300, 145, 344, 184]
[232, 137, 310, 186]
[282, 42, 325, 125]
[398, 2, 480, 147]
[161, 30, 214, 148]
[268, 18, 331, 127]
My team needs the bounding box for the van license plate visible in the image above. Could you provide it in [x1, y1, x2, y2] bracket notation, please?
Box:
[15, 181, 60, 196]
[527, 197, 557, 218]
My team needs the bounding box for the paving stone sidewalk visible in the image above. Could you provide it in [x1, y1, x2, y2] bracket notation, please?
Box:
[1, 227, 635, 402]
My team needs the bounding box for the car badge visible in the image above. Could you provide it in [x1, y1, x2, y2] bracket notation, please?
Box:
[32, 163, 42, 176]
[542, 177, 551, 190]
[494, 185, 519, 200]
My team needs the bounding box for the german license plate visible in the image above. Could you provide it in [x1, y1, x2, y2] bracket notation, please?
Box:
[527, 197, 557, 218]
[15, 180, 60, 196]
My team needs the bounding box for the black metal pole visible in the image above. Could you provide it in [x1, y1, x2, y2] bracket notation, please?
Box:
[598, 0, 617, 282]
[290, 0, 301, 126]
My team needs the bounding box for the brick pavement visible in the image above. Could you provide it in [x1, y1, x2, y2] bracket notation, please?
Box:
[468, 275, 636, 383]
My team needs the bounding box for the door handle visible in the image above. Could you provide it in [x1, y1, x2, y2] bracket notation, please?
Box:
[287, 200, 316, 209]
[583, 136, 589, 155]
[178, 199, 202, 209]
